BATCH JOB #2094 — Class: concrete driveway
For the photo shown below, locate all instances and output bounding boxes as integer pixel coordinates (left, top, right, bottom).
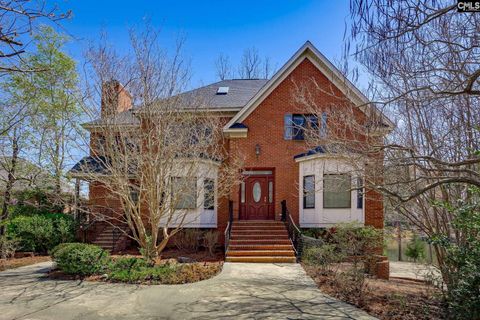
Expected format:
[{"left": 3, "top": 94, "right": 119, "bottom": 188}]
[{"left": 0, "top": 262, "right": 375, "bottom": 320}]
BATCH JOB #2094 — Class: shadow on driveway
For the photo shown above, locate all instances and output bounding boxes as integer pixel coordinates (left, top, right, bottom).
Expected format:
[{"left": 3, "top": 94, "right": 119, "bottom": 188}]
[{"left": 0, "top": 262, "right": 375, "bottom": 320}]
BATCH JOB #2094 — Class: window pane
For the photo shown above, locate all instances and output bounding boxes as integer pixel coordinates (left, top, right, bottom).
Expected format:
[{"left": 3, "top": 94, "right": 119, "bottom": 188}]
[
  {"left": 268, "top": 181, "right": 273, "bottom": 203},
  {"left": 130, "top": 190, "right": 139, "bottom": 204},
  {"left": 303, "top": 175, "right": 315, "bottom": 209},
  {"left": 172, "top": 177, "right": 197, "bottom": 209},
  {"left": 323, "top": 174, "right": 351, "bottom": 208},
  {"left": 292, "top": 114, "right": 306, "bottom": 140},
  {"left": 284, "top": 114, "right": 293, "bottom": 140},
  {"left": 240, "top": 182, "right": 245, "bottom": 203},
  {"left": 253, "top": 182, "right": 261, "bottom": 202},
  {"left": 204, "top": 179, "right": 215, "bottom": 210},
  {"left": 321, "top": 112, "right": 327, "bottom": 137},
  {"left": 356, "top": 177, "right": 363, "bottom": 209}
]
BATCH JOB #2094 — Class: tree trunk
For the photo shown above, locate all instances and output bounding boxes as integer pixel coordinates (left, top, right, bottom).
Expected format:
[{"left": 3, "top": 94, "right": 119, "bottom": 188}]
[
  {"left": 0, "top": 129, "right": 19, "bottom": 236},
  {"left": 397, "top": 221, "right": 402, "bottom": 262}
]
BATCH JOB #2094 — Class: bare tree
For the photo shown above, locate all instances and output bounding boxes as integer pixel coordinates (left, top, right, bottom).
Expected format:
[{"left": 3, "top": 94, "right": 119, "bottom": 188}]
[
  {"left": 294, "top": 0, "right": 480, "bottom": 292},
  {"left": 214, "top": 53, "right": 232, "bottom": 80},
  {"left": 238, "top": 47, "right": 261, "bottom": 79},
  {"left": 261, "top": 56, "right": 275, "bottom": 79},
  {"left": 78, "top": 26, "right": 241, "bottom": 262}
]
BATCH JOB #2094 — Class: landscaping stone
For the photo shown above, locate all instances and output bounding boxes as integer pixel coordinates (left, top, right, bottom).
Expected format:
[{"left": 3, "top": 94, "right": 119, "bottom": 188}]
[{"left": 177, "top": 256, "right": 197, "bottom": 263}]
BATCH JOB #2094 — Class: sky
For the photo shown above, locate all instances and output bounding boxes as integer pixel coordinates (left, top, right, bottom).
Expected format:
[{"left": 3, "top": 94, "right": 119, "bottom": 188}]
[{"left": 57, "top": 0, "right": 353, "bottom": 89}]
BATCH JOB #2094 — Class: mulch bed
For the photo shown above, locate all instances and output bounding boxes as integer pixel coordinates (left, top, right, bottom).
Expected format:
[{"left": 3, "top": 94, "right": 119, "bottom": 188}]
[
  {"left": 48, "top": 260, "right": 223, "bottom": 285},
  {"left": 48, "top": 248, "right": 224, "bottom": 285},
  {"left": 0, "top": 255, "right": 51, "bottom": 271},
  {"left": 116, "top": 247, "right": 225, "bottom": 263},
  {"left": 303, "top": 264, "right": 446, "bottom": 320}
]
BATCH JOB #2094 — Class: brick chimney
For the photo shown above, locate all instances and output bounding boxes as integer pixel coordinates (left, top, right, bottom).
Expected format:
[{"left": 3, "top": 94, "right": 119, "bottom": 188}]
[{"left": 101, "top": 80, "right": 132, "bottom": 118}]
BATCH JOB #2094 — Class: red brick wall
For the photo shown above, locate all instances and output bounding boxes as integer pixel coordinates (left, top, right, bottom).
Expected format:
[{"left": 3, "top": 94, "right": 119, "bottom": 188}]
[
  {"left": 87, "top": 57, "right": 384, "bottom": 240},
  {"left": 225, "top": 58, "right": 383, "bottom": 229}
]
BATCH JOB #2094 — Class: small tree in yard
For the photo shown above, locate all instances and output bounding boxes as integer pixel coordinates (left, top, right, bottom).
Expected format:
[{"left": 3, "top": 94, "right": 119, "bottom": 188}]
[
  {"left": 79, "top": 26, "right": 241, "bottom": 263},
  {"left": 405, "top": 233, "right": 425, "bottom": 263}
]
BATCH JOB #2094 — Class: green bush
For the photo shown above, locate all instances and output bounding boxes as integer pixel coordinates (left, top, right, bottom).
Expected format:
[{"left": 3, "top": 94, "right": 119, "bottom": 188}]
[
  {"left": 108, "top": 257, "right": 176, "bottom": 283},
  {"left": 108, "top": 264, "right": 176, "bottom": 283},
  {"left": 51, "top": 243, "right": 110, "bottom": 276},
  {"left": 6, "top": 213, "right": 75, "bottom": 253},
  {"left": 109, "top": 256, "right": 149, "bottom": 272},
  {"left": 432, "top": 188, "right": 480, "bottom": 319},
  {"left": 9, "top": 188, "right": 65, "bottom": 217},
  {"left": 405, "top": 234, "right": 425, "bottom": 262},
  {"left": 331, "top": 223, "right": 383, "bottom": 259}
]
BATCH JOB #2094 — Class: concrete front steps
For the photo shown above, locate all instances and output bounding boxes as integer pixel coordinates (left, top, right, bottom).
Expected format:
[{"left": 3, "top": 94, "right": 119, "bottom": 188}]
[{"left": 226, "top": 220, "right": 296, "bottom": 263}]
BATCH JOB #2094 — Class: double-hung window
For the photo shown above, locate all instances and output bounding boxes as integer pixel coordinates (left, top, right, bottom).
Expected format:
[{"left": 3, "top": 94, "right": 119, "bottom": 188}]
[
  {"left": 323, "top": 174, "right": 351, "bottom": 208},
  {"left": 284, "top": 113, "right": 325, "bottom": 140},
  {"left": 172, "top": 177, "right": 197, "bottom": 209},
  {"left": 303, "top": 175, "right": 315, "bottom": 209}
]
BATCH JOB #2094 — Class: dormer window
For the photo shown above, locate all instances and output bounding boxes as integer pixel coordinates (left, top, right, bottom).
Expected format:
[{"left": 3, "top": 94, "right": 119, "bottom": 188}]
[{"left": 216, "top": 87, "right": 229, "bottom": 95}]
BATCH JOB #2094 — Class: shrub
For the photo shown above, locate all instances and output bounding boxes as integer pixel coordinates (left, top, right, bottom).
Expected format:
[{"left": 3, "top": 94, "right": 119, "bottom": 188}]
[
  {"left": 6, "top": 213, "right": 75, "bottom": 253},
  {"left": 109, "top": 256, "right": 149, "bottom": 272},
  {"left": 432, "top": 189, "right": 480, "bottom": 319},
  {"left": 303, "top": 223, "right": 383, "bottom": 306},
  {"left": 51, "top": 243, "right": 110, "bottom": 276},
  {"left": 302, "top": 244, "right": 343, "bottom": 275},
  {"left": 202, "top": 230, "right": 218, "bottom": 256},
  {"left": 0, "top": 236, "right": 19, "bottom": 259},
  {"left": 108, "top": 263, "right": 176, "bottom": 283},
  {"left": 405, "top": 233, "right": 425, "bottom": 262},
  {"left": 174, "top": 229, "right": 202, "bottom": 252},
  {"left": 331, "top": 223, "right": 383, "bottom": 263},
  {"left": 9, "top": 188, "right": 65, "bottom": 217},
  {"left": 7, "top": 215, "right": 54, "bottom": 252},
  {"left": 107, "top": 261, "right": 221, "bottom": 284}
]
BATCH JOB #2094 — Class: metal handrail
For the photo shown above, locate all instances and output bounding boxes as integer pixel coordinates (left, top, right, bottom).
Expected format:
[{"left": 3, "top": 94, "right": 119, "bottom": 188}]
[
  {"left": 111, "top": 226, "right": 123, "bottom": 252},
  {"left": 281, "top": 200, "right": 303, "bottom": 260},
  {"left": 224, "top": 200, "right": 234, "bottom": 253}
]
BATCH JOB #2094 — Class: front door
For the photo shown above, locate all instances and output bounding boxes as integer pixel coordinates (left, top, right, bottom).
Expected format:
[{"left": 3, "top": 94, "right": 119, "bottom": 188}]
[{"left": 240, "top": 171, "right": 274, "bottom": 220}]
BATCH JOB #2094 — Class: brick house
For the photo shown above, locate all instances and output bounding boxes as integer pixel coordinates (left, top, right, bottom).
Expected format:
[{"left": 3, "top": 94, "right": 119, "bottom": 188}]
[{"left": 70, "top": 41, "right": 392, "bottom": 264}]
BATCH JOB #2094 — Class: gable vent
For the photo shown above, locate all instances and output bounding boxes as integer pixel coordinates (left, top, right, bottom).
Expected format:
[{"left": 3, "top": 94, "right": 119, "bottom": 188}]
[{"left": 216, "top": 86, "right": 229, "bottom": 95}]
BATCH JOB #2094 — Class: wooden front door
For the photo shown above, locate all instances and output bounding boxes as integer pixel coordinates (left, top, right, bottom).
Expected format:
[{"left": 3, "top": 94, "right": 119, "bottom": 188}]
[{"left": 240, "top": 172, "right": 274, "bottom": 220}]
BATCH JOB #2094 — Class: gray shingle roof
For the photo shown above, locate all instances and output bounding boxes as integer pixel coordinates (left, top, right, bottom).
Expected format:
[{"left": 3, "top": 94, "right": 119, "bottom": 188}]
[
  {"left": 175, "top": 79, "right": 268, "bottom": 110},
  {"left": 85, "top": 79, "right": 268, "bottom": 126},
  {"left": 83, "top": 110, "right": 139, "bottom": 127},
  {"left": 68, "top": 156, "right": 109, "bottom": 175}
]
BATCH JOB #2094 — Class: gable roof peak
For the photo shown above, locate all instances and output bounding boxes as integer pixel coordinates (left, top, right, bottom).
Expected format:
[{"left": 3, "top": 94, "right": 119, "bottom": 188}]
[{"left": 224, "top": 40, "right": 394, "bottom": 132}]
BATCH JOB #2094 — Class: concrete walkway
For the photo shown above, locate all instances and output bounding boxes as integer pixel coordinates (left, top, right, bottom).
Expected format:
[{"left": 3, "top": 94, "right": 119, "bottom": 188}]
[{"left": 0, "top": 262, "right": 375, "bottom": 320}]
